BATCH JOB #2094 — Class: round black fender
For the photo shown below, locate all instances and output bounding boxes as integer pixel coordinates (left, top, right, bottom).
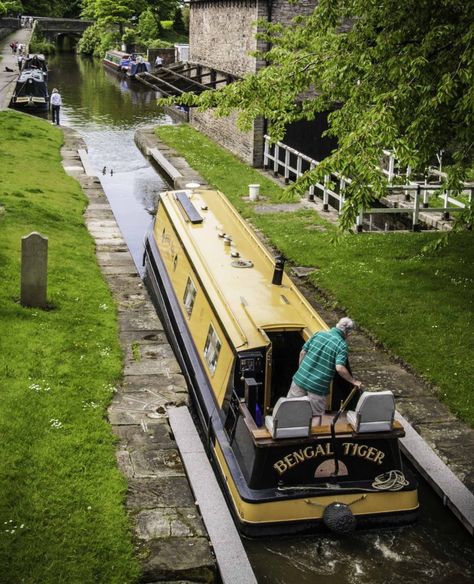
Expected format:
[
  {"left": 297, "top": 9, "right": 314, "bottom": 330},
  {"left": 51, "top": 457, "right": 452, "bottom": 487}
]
[{"left": 322, "top": 502, "right": 357, "bottom": 535}]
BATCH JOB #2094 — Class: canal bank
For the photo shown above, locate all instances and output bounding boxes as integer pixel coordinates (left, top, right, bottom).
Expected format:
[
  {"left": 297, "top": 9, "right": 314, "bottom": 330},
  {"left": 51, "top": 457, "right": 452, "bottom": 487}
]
[
  {"left": 134, "top": 126, "right": 474, "bottom": 537},
  {"left": 0, "top": 26, "right": 32, "bottom": 110},
  {"left": 61, "top": 126, "right": 218, "bottom": 583}
]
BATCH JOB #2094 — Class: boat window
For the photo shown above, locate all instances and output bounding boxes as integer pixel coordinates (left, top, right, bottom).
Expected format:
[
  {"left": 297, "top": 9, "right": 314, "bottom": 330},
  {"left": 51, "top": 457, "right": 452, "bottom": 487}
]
[
  {"left": 204, "top": 325, "right": 221, "bottom": 375},
  {"left": 183, "top": 277, "right": 197, "bottom": 316}
]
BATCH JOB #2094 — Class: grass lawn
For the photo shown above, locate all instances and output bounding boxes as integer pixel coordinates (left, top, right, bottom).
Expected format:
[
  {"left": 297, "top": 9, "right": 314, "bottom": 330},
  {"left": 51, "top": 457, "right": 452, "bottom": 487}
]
[
  {"left": 0, "top": 111, "right": 139, "bottom": 583},
  {"left": 156, "top": 124, "right": 474, "bottom": 427}
]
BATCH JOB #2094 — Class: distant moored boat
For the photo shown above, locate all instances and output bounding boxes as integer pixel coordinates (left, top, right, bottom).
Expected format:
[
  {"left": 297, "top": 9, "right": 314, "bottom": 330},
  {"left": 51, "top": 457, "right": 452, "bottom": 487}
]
[{"left": 103, "top": 49, "right": 151, "bottom": 79}]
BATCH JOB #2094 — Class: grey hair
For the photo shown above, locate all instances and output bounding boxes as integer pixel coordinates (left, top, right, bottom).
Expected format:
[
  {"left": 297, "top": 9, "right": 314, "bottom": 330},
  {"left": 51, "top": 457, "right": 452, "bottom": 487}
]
[{"left": 336, "top": 317, "right": 355, "bottom": 334}]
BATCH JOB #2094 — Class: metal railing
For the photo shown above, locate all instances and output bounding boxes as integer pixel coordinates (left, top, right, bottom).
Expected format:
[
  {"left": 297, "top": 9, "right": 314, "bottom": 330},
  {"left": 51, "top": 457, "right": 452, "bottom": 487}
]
[{"left": 263, "top": 136, "right": 472, "bottom": 231}]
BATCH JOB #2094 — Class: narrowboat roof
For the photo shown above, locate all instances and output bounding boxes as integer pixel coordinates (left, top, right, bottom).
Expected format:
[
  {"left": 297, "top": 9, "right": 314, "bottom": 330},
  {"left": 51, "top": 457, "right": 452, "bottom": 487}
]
[
  {"left": 17, "top": 69, "right": 47, "bottom": 83},
  {"left": 105, "top": 50, "right": 130, "bottom": 58},
  {"left": 157, "top": 189, "right": 328, "bottom": 350}
]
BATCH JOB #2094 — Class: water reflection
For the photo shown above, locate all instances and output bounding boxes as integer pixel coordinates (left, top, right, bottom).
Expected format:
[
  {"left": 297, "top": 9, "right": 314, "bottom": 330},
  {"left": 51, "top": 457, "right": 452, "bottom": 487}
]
[{"left": 47, "top": 52, "right": 171, "bottom": 271}]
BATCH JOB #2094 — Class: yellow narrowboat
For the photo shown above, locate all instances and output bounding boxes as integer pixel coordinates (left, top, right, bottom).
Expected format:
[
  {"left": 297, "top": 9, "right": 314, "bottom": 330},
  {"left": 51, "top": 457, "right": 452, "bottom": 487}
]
[{"left": 143, "top": 187, "right": 419, "bottom": 535}]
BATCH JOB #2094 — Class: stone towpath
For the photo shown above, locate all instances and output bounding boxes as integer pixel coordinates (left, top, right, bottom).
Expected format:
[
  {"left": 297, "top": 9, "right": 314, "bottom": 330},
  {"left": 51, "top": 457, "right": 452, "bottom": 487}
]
[
  {"left": 0, "top": 26, "right": 32, "bottom": 110},
  {"left": 134, "top": 127, "right": 474, "bottom": 536},
  {"left": 61, "top": 126, "right": 217, "bottom": 583}
]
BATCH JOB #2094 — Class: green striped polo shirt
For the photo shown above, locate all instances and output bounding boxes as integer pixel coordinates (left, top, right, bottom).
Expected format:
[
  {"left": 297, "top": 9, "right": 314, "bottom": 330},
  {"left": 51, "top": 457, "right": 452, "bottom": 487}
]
[{"left": 293, "top": 328, "right": 348, "bottom": 395}]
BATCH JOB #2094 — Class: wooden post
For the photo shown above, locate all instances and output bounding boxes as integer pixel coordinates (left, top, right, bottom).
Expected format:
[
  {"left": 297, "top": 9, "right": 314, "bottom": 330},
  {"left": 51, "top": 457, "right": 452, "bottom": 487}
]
[{"left": 21, "top": 232, "right": 48, "bottom": 308}]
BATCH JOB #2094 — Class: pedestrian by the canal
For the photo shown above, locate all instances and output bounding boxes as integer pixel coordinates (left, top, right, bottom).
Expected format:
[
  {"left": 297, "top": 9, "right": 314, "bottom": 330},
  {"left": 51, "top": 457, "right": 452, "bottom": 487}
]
[
  {"left": 50, "top": 88, "right": 62, "bottom": 126},
  {"left": 18, "top": 43, "right": 24, "bottom": 55},
  {"left": 287, "top": 317, "right": 362, "bottom": 416},
  {"left": 155, "top": 54, "right": 163, "bottom": 69},
  {"left": 17, "top": 55, "right": 23, "bottom": 71}
]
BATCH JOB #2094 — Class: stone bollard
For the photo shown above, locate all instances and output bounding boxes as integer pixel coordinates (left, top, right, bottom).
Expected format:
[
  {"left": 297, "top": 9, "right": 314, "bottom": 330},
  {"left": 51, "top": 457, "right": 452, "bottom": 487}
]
[{"left": 21, "top": 232, "right": 48, "bottom": 308}]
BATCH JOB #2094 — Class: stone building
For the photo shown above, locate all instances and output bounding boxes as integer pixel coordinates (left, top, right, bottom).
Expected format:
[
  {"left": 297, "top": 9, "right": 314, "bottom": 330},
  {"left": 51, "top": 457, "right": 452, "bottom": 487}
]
[{"left": 188, "top": 0, "right": 321, "bottom": 167}]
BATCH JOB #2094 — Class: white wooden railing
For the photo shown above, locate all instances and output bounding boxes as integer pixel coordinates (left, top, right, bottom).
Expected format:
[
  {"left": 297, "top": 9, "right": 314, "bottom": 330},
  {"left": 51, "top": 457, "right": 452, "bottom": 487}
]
[{"left": 263, "top": 136, "right": 473, "bottom": 231}]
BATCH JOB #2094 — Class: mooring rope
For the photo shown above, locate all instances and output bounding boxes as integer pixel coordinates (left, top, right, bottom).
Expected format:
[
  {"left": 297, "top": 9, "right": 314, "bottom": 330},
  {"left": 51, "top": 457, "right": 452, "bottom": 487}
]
[
  {"left": 277, "top": 469, "right": 409, "bottom": 494},
  {"left": 371, "top": 470, "right": 409, "bottom": 491}
]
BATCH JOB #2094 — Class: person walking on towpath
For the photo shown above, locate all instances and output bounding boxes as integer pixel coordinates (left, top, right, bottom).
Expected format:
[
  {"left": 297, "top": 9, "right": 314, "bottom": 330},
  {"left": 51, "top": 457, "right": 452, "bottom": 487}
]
[
  {"left": 50, "top": 88, "right": 62, "bottom": 125},
  {"left": 288, "top": 317, "right": 362, "bottom": 416}
]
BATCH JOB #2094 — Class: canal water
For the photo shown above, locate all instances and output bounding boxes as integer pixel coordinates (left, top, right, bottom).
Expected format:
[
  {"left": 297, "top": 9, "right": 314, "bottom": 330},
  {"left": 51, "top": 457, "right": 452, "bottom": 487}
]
[
  {"left": 48, "top": 52, "right": 170, "bottom": 274},
  {"left": 47, "top": 53, "right": 473, "bottom": 584}
]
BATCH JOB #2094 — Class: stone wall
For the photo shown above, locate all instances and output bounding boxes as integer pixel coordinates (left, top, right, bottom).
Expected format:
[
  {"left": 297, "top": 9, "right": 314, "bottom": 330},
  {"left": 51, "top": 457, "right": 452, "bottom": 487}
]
[
  {"left": 187, "top": 1, "right": 318, "bottom": 166},
  {"left": 189, "top": 108, "right": 265, "bottom": 166},
  {"left": 0, "top": 17, "right": 19, "bottom": 40},
  {"left": 271, "top": 0, "right": 318, "bottom": 25},
  {"left": 189, "top": 0, "right": 268, "bottom": 77}
]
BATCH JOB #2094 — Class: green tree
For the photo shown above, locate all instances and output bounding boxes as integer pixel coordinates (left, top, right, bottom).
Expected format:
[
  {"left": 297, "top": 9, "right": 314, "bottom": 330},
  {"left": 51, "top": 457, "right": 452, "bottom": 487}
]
[
  {"left": 172, "top": 0, "right": 474, "bottom": 232},
  {"left": 137, "top": 7, "right": 158, "bottom": 45},
  {"left": 3, "top": 1, "right": 22, "bottom": 16},
  {"left": 84, "top": 0, "right": 136, "bottom": 36},
  {"left": 0, "top": 2, "right": 7, "bottom": 17},
  {"left": 146, "top": 0, "right": 179, "bottom": 22},
  {"left": 172, "top": 6, "right": 186, "bottom": 35},
  {"left": 20, "top": 0, "right": 61, "bottom": 16}
]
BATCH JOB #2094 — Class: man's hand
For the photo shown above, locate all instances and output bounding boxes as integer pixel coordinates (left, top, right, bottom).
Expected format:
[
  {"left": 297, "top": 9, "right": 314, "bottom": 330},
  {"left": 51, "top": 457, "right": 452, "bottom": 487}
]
[{"left": 336, "top": 364, "right": 362, "bottom": 388}]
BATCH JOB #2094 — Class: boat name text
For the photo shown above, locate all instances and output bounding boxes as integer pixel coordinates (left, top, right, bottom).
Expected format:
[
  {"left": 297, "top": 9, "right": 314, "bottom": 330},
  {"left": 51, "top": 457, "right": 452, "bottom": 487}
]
[{"left": 273, "top": 442, "right": 385, "bottom": 475}]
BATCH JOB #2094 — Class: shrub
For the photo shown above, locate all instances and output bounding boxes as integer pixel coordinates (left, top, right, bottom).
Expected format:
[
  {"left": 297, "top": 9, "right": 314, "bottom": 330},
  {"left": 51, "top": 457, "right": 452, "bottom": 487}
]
[{"left": 77, "top": 23, "right": 102, "bottom": 56}]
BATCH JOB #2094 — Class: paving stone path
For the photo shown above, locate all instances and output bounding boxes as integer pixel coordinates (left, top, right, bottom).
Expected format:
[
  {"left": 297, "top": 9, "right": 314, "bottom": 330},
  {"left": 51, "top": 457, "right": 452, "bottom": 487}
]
[{"left": 62, "top": 127, "right": 217, "bottom": 583}]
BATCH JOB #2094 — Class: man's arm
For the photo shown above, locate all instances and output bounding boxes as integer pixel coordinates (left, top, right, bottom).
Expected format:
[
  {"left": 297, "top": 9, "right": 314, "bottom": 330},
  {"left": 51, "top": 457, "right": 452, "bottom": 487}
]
[
  {"left": 298, "top": 350, "right": 307, "bottom": 365},
  {"left": 335, "top": 364, "right": 362, "bottom": 388}
]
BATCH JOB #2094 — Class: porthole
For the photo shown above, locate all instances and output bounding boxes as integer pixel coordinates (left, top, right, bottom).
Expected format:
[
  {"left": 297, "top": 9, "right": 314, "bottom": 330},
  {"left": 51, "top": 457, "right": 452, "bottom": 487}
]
[
  {"left": 203, "top": 325, "right": 221, "bottom": 375},
  {"left": 183, "top": 277, "right": 197, "bottom": 316}
]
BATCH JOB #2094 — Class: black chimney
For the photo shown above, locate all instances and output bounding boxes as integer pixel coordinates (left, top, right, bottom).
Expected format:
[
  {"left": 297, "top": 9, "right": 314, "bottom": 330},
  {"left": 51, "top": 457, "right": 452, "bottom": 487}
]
[{"left": 272, "top": 255, "right": 285, "bottom": 285}]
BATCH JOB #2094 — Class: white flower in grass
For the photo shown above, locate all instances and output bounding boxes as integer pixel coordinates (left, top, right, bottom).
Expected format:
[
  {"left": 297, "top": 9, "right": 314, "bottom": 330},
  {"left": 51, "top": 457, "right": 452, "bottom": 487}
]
[
  {"left": 99, "top": 303, "right": 109, "bottom": 311},
  {"left": 82, "top": 401, "right": 99, "bottom": 410},
  {"left": 99, "top": 346, "right": 111, "bottom": 357},
  {"left": 29, "top": 381, "right": 51, "bottom": 393},
  {"left": 103, "top": 383, "right": 117, "bottom": 393},
  {"left": 50, "top": 419, "right": 63, "bottom": 429}
]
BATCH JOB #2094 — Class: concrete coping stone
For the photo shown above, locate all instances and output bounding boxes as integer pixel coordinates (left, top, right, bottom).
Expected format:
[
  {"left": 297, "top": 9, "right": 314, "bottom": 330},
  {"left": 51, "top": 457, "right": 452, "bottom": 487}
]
[
  {"left": 78, "top": 148, "right": 98, "bottom": 176},
  {"left": 148, "top": 147, "right": 183, "bottom": 181},
  {"left": 168, "top": 406, "right": 258, "bottom": 584},
  {"left": 396, "top": 411, "right": 474, "bottom": 535}
]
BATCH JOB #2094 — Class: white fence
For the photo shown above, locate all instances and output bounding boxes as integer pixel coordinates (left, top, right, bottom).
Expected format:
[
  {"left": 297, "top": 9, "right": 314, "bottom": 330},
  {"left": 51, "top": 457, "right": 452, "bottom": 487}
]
[{"left": 263, "top": 136, "right": 473, "bottom": 231}]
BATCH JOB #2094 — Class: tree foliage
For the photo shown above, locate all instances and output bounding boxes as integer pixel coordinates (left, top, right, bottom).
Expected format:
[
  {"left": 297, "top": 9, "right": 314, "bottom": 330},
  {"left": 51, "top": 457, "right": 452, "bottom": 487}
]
[
  {"left": 137, "top": 7, "right": 158, "bottom": 45},
  {"left": 83, "top": 0, "right": 135, "bottom": 34},
  {"left": 170, "top": 0, "right": 474, "bottom": 231},
  {"left": 172, "top": 6, "right": 186, "bottom": 35}
]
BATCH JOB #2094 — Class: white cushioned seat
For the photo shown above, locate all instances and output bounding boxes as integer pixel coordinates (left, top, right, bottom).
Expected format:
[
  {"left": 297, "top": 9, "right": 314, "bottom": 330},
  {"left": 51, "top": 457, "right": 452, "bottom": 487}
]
[
  {"left": 265, "top": 396, "right": 312, "bottom": 439},
  {"left": 346, "top": 390, "right": 395, "bottom": 433}
]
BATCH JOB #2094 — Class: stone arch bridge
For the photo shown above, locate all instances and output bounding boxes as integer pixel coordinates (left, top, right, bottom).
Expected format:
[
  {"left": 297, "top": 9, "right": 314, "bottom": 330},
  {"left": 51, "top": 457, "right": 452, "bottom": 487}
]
[{"left": 34, "top": 17, "right": 94, "bottom": 43}]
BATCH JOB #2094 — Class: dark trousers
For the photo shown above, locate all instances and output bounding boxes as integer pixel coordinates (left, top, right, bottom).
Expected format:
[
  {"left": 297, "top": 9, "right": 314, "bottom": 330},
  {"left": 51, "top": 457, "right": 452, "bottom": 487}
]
[{"left": 51, "top": 105, "right": 60, "bottom": 125}]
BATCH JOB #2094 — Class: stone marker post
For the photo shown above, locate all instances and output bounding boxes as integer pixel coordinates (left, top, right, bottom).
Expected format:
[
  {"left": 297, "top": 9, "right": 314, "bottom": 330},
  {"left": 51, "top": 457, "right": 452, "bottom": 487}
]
[{"left": 21, "top": 232, "right": 48, "bottom": 308}]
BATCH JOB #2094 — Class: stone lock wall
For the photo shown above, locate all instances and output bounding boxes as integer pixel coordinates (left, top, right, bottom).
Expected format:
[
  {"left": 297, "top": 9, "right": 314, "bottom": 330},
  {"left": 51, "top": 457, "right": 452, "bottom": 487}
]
[
  {"left": 188, "top": 0, "right": 318, "bottom": 167},
  {"left": 189, "top": 0, "right": 267, "bottom": 166},
  {"left": 271, "top": 0, "right": 318, "bottom": 25}
]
